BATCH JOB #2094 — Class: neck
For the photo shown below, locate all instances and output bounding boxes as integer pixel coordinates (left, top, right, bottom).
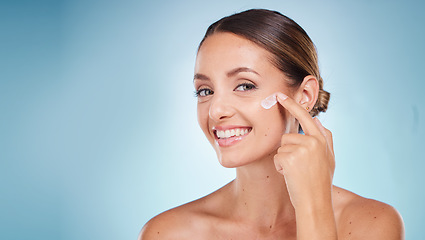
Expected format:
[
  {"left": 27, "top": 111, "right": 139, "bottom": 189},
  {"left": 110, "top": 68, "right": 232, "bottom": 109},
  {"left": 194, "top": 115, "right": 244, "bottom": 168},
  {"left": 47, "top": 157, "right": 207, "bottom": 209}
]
[{"left": 229, "top": 155, "right": 296, "bottom": 228}]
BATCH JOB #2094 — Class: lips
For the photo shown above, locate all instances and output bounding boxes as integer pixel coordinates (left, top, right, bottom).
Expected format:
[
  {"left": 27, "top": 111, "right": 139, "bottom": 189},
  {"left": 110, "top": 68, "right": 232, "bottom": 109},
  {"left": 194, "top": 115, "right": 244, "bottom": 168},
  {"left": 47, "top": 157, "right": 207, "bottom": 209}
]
[{"left": 213, "top": 126, "right": 252, "bottom": 147}]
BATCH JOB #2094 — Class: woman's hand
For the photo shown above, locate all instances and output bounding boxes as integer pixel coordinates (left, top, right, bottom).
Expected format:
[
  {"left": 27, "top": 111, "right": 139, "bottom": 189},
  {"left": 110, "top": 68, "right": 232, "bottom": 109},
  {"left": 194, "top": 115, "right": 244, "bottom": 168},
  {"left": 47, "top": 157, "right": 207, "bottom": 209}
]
[
  {"left": 274, "top": 92, "right": 335, "bottom": 208},
  {"left": 274, "top": 92, "right": 337, "bottom": 239}
]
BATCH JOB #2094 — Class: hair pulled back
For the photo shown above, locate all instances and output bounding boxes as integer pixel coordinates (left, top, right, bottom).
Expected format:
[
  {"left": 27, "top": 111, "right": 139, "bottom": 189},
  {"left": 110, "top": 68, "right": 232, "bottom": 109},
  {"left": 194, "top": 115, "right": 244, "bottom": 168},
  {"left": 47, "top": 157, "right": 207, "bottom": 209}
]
[{"left": 199, "top": 9, "right": 330, "bottom": 117}]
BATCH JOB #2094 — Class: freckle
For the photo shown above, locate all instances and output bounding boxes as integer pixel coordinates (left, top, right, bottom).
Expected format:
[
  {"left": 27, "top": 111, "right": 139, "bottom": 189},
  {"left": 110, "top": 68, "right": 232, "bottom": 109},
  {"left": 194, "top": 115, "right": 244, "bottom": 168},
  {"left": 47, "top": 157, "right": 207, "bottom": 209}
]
[
  {"left": 349, "top": 221, "right": 352, "bottom": 224},
  {"left": 338, "top": 191, "right": 340, "bottom": 194},
  {"left": 267, "top": 176, "right": 269, "bottom": 178},
  {"left": 244, "top": 202, "right": 247, "bottom": 205},
  {"left": 374, "top": 216, "right": 377, "bottom": 219},
  {"left": 157, "top": 232, "right": 160, "bottom": 234},
  {"left": 270, "top": 225, "right": 272, "bottom": 228},
  {"left": 243, "top": 188, "right": 245, "bottom": 192},
  {"left": 349, "top": 232, "right": 351, "bottom": 235},
  {"left": 265, "top": 134, "right": 267, "bottom": 136}
]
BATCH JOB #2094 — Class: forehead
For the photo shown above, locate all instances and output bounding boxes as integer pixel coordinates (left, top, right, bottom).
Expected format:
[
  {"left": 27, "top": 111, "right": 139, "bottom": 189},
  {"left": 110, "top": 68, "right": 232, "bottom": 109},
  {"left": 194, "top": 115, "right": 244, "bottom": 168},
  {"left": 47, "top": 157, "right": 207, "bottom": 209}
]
[{"left": 195, "top": 32, "right": 273, "bottom": 73}]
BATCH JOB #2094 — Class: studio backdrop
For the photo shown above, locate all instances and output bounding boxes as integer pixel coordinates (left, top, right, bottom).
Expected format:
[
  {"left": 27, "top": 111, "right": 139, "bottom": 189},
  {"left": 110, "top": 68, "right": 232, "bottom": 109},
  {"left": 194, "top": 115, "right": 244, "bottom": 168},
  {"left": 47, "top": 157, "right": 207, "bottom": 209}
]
[{"left": 1, "top": 0, "right": 424, "bottom": 239}]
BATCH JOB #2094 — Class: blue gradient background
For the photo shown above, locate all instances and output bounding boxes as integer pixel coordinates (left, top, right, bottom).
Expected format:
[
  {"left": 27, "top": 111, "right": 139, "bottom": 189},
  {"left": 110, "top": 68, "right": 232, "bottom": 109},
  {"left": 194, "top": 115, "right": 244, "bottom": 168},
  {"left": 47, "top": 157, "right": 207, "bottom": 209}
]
[{"left": 1, "top": 0, "right": 424, "bottom": 239}]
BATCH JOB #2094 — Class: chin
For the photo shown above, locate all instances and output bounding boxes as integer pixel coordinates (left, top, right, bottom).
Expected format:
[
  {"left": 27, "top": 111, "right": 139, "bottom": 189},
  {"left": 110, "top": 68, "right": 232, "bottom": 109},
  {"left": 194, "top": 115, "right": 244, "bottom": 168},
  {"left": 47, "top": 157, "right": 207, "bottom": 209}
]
[
  {"left": 216, "top": 152, "right": 258, "bottom": 168},
  {"left": 218, "top": 159, "right": 242, "bottom": 168},
  {"left": 215, "top": 144, "right": 280, "bottom": 169}
]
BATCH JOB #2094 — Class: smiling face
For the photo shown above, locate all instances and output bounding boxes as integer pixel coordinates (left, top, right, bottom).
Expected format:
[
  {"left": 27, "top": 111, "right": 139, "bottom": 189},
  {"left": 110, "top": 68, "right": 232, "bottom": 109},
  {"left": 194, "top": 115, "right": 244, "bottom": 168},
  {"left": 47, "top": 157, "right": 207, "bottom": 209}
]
[{"left": 194, "top": 32, "right": 299, "bottom": 168}]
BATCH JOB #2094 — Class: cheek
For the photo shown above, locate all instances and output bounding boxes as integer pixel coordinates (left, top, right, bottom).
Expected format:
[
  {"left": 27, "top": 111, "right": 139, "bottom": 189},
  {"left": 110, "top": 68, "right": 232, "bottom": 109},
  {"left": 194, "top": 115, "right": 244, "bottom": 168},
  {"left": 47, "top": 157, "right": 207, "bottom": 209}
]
[
  {"left": 197, "top": 104, "right": 210, "bottom": 135},
  {"left": 256, "top": 106, "right": 293, "bottom": 150},
  {"left": 262, "top": 109, "right": 287, "bottom": 136},
  {"left": 241, "top": 100, "right": 285, "bottom": 133}
]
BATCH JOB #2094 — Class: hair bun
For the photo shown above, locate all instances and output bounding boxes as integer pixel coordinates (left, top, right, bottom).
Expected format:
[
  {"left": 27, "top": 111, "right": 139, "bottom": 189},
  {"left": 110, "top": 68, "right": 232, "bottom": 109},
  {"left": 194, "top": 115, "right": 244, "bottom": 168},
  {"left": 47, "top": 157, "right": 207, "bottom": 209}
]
[{"left": 311, "top": 87, "right": 330, "bottom": 117}]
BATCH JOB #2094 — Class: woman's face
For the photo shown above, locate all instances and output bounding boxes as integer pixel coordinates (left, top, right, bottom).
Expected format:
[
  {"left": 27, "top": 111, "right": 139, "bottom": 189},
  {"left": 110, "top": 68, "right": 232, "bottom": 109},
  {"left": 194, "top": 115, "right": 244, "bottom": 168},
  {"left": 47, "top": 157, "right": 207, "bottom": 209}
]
[{"left": 194, "top": 32, "right": 298, "bottom": 168}]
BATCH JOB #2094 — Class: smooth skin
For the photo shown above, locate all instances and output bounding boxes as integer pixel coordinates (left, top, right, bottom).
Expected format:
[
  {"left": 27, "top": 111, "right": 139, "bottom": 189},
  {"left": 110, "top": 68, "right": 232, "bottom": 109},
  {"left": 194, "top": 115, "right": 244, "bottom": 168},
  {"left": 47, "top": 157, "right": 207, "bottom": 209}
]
[{"left": 139, "top": 33, "right": 404, "bottom": 239}]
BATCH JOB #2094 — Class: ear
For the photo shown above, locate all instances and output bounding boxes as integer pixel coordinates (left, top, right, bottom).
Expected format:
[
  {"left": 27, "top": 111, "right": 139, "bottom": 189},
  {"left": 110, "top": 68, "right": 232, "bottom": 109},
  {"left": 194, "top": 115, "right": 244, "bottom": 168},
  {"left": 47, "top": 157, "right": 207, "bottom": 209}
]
[{"left": 294, "top": 75, "right": 319, "bottom": 112}]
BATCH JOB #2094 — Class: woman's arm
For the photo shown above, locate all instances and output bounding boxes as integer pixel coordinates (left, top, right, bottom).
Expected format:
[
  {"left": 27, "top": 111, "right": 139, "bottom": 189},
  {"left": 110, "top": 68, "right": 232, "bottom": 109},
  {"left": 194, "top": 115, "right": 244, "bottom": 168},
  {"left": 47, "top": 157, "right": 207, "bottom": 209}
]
[
  {"left": 273, "top": 92, "right": 337, "bottom": 239},
  {"left": 273, "top": 92, "right": 404, "bottom": 239}
]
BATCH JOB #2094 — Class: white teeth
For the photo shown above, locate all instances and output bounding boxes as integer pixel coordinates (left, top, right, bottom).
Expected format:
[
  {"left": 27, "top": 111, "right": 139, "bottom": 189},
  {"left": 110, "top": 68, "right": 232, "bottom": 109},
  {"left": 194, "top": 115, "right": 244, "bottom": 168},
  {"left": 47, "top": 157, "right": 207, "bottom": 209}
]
[
  {"left": 215, "top": 128, "right": 250, "bottom": 139},
  {"left": 217, "top": 131, "right": 225, "bottom": 138}
]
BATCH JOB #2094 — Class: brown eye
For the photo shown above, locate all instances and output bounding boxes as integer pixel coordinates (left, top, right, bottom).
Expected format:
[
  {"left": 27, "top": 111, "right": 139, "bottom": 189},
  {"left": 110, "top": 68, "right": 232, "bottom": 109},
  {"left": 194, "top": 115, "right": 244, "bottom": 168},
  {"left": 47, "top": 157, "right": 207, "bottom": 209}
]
[
  {"left": 195, "top": 88, "right": 214, "bottom": 97},
  {"left": 234, "top": 83, "right": 257, "bottom": 92}
]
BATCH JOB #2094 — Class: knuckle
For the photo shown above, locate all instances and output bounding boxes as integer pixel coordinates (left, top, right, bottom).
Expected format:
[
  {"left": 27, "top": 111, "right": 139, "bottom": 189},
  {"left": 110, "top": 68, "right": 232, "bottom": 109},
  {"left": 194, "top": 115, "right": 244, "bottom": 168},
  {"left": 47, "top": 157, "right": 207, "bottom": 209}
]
[
  {"left": 285, "top": 153, "right": 296, "bottom": 166},
  {"left": 273, "top": 153, "right": 282, "bottom": 163},
  {"left": 316, "top": 135, "right": 328, "bottom": 146},
  {"left": 320, "top": 135, "right": 327, "bottom": 144},
  {"left": 297, "top": 145, "right": 308, "bottom": 155},
  {"left": 273, "top": 155, "right": 284, "bottom": 169},
  {"left": 308, "top": 137, "right": 320, "bottom": 148}
]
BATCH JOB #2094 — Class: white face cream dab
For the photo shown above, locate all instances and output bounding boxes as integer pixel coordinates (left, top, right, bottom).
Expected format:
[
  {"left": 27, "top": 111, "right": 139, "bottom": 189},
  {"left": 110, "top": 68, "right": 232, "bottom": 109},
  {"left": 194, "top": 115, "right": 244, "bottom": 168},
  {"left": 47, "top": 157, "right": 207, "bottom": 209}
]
[{"left": 261, "top": 93, "right": 277, "bottom": 109}]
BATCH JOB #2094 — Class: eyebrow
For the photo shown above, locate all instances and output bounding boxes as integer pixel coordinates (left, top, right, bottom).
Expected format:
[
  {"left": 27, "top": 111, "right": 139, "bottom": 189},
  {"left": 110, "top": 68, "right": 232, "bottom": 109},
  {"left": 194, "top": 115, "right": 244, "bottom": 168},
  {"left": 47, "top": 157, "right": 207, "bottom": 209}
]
[
  {"left": 193, "top": 73, "right": 209, "bottom": 81},
  {"left": 226, "top": 67, "right": 260, "bottom": 77},
  {"left": 193, "top": 67, "right": 260, "bottom": 81}
]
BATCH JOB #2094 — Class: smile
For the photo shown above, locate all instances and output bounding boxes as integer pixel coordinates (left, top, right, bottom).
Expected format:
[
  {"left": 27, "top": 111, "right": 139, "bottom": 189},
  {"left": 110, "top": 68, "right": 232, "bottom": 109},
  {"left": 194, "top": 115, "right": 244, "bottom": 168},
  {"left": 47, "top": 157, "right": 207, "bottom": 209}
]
[
  {"left": 215, "top": 128, "right": 251, "bottom": 139},
  {"left": 212, "top": 126, "right": 252, "bottom": 147}
]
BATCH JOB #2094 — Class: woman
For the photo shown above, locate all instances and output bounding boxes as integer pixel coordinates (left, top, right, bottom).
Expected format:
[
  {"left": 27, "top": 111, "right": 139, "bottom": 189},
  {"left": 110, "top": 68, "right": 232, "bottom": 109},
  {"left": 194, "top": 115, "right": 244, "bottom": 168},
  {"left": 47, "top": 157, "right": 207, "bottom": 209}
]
[{"left": 139, "top": 9, "right": 404, "bottom": 239}]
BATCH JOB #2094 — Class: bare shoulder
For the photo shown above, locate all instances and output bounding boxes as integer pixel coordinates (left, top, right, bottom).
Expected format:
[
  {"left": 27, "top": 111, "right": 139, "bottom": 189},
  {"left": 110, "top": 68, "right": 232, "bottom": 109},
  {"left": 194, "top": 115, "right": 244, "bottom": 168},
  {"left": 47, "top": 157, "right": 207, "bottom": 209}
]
[
  {"left": 333, "top": 186, "right": 405, "bottom": 240},
  {"left": 138, "top": 199, "right": 209, "bottom": 240},
  {"left": 138, "top": 184, "right": 230, "bottom": 240}
]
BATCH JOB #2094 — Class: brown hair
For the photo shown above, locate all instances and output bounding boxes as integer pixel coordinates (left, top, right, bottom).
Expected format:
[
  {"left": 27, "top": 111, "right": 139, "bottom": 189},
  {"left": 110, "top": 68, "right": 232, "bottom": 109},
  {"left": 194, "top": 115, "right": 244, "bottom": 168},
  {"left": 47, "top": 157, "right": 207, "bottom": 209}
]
[{"left": 198, "top": 9, "right": 330, "bottom": 117}]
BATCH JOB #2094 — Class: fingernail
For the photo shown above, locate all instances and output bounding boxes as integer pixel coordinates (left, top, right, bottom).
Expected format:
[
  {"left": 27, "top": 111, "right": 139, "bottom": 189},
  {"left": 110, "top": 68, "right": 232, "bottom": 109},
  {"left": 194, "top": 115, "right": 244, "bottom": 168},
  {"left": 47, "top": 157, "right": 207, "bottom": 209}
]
[
  {"left": 276, "top": 92, "right": 288, "bottom": 101},
  {"left": 261, "top": 94, "right": 277, "bottom": 109}
]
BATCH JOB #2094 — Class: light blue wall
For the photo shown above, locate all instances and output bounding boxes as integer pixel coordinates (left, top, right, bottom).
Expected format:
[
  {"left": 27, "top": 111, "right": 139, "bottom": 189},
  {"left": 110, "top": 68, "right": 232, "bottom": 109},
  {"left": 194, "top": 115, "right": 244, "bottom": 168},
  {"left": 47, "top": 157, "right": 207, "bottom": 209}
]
[{"left": 1, "top": 0, "right": 424, "bottom": 239}]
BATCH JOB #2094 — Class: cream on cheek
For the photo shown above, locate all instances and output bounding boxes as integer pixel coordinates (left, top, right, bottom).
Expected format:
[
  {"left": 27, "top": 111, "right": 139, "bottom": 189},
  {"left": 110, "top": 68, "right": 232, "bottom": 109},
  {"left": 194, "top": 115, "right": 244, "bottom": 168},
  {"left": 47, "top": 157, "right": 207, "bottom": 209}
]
[{"left": 261, "top": 93, "right": 278, "bottom": 109}]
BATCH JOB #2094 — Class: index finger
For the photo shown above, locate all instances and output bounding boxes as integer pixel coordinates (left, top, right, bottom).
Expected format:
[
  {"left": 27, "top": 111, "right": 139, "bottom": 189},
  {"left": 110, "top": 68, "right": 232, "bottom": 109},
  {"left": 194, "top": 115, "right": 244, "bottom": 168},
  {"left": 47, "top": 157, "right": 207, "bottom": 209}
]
[{"left": 275, "top": 92, "right": 321, "bottom": 136}]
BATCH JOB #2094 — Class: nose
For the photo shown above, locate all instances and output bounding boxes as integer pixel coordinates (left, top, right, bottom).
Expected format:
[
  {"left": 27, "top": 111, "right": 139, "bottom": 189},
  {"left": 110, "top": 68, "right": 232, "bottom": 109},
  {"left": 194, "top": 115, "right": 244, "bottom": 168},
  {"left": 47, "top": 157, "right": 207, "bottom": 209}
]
[{"left": 208, "top": 93, "right": 235, "bottom": 121}]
